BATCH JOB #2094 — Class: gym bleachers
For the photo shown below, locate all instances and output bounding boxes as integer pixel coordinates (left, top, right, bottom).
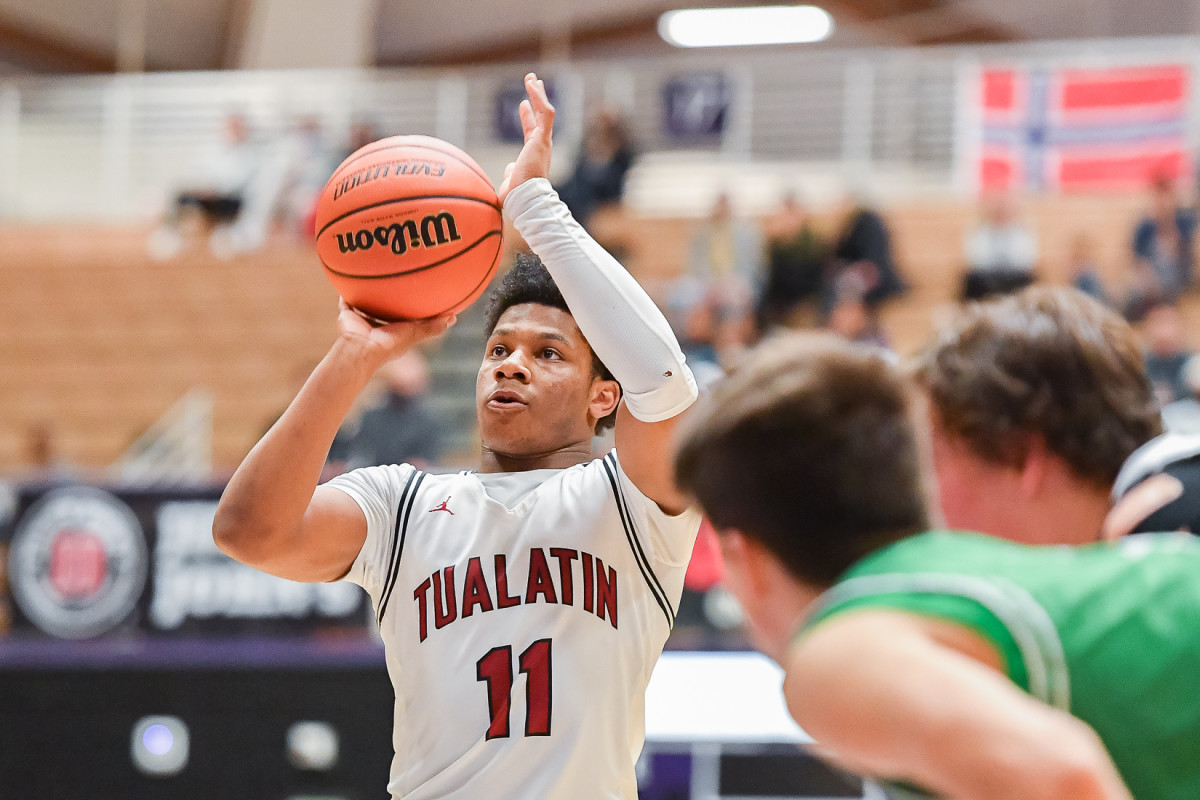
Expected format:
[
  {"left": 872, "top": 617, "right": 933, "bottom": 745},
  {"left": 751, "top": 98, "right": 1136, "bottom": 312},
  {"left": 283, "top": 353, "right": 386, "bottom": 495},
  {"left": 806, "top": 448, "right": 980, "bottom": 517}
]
[{"left": 0, "top": 191, "right": 1185, "bottom": 475}]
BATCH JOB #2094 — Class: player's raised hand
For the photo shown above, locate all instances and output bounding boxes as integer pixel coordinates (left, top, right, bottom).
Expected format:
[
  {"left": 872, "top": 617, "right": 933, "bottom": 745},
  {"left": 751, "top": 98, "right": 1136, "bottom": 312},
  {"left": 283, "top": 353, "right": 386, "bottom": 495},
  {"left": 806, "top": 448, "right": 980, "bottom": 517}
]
[
  {"left": 336, "top": 298, "right": 456, "bottom": 362},
  {"left": 497, "top": 73, "right": 554, "bottom": 204}
]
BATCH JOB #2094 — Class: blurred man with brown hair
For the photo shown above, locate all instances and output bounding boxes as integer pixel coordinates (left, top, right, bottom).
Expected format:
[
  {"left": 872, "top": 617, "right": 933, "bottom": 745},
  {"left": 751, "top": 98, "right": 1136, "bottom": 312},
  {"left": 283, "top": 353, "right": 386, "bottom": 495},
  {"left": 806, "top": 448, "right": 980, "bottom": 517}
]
[
  {"left": 910, "top": 287, "right": 1161, "bottom": 545},
  {"left": 673, "top": 333, "right": 1200, "bottom": 800}
]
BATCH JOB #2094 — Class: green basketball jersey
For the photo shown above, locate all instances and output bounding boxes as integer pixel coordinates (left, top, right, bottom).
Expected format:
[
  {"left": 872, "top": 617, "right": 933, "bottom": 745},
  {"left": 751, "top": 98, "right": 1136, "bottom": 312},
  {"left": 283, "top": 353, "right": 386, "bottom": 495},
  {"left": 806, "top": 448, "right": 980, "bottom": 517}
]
[{"left": 804, "top": 530, "right": 1200, "bottom": 800}]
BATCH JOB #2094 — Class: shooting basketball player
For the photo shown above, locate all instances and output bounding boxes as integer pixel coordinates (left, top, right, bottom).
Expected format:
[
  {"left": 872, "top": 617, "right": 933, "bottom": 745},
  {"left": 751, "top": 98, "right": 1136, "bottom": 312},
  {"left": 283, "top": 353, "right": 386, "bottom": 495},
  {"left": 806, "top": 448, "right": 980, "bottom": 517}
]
[
  {"left": 675, "top": 333, "right": 1200, "bottom": 800},
  {"left": 214, "top": 73, "right": 701, "bottom": 799}
]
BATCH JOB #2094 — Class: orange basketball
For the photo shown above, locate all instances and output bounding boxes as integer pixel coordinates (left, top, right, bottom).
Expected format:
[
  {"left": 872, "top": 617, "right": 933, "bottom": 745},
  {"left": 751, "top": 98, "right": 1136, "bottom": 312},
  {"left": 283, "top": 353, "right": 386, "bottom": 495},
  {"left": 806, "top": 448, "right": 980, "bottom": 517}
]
[{"left": 315, "top": 135, "right": 504, "bottom": 321}]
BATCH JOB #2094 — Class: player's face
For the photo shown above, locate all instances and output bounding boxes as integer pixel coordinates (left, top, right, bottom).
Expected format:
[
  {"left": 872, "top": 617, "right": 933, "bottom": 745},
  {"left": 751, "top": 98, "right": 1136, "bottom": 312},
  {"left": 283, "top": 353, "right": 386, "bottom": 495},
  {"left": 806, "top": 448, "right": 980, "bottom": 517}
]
[{"left": 477, "top": 303, "right": 614, "bottom": 457}]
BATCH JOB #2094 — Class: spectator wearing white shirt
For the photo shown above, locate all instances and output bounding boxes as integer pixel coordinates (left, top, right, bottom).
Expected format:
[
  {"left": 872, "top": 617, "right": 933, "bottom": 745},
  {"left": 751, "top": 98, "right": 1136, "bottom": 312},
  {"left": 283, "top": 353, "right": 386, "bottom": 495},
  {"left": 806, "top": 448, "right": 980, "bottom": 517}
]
[{"left": 962, "top": 192, "right": 1038, "bottom": 300}]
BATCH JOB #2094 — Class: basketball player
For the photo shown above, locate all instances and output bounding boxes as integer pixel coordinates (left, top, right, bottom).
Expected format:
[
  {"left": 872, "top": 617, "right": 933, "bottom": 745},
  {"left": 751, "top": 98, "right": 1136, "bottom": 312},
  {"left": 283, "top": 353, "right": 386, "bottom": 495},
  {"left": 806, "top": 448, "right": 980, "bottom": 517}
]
[
  {"left": 1105, "top": 430, "right": 1200, "bottom": 538},
  {"left": 214, "top": 73, "right": 701, "bottom": 799},
  {"left": 675, "top": 334, "right": 1200, "bottom": 800},
  {"left": 911, "top": 287, "right": 1160, "bottom": 544}
]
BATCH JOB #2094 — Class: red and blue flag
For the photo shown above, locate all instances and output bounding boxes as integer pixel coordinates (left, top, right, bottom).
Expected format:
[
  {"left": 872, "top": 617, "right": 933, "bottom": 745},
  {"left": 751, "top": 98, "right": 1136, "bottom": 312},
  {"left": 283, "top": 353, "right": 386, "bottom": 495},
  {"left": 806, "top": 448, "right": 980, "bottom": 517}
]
[{"left": 979, "top": 64, "right": 1191, "bottom": 192}]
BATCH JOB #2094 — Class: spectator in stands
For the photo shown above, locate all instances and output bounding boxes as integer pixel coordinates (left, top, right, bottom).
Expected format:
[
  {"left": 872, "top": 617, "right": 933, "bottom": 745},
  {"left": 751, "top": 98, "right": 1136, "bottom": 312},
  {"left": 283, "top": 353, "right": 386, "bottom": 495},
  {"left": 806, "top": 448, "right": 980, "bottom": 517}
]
[
  {"left": 1125, "top": 174, "right": 1196, "bottom": 319},
  {"left": 1142, "top": 302, "right": 1194, "bottom": 408},
  {"left": 756, "top": 192, "right": 828, "bottom": 334},
  {"left": 831, "top": 194, "right": 906, "bottom": 310},
  {"left": 1067, "top": 232, "right": 1110, "bottom": 307},
  {"left": 825, "top": 270, "right": 889, "bottom": 350},
  {"left": 212, "top": 116, "right": 339, "bottom": 257},
  {"left": 961, "top": 191, "right": 1037, "bottom": 301},
  {"left": 910, "top": 287, "right": 1160, "bottom": 546},
  {"left": 1159, "top": 355, "right": 1200, "bottom": 434},
  {"left": 15, "top": 421, "right": 76, "bottom": 482},
  {"left": 148, "top": 113, "right": 261, "bottom": 260},
  {"left": 326, "top": 349, "right": 446, "bottom": 473},
  {"left": 674, "top": 192, "right": 764, "bottom": 362},
  {"left": 556, "top": 108, "right": 635, "bottom": 230},
  {"left": 343, "top": 119, "right": 379, "bottom": 163},
  {"left": 277, "top": 116, "right": 340, "bottom": 240}
]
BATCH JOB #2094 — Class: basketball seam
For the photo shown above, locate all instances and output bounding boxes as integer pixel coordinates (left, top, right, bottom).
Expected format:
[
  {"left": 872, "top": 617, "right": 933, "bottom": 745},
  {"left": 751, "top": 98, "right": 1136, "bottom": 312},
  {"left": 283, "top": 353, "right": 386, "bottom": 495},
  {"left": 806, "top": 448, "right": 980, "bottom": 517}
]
[
  {"left": 320, "top": 229, "right": 502, "bottom": 280},
  {"left": 441, "top": 235, "right": 504, "bottom": 311},
  {"left": 315, "top": 194, "right": 502, "bottom": 239},
  {"left": 328, "top": 141, "right": 493, "bottom": 189}
]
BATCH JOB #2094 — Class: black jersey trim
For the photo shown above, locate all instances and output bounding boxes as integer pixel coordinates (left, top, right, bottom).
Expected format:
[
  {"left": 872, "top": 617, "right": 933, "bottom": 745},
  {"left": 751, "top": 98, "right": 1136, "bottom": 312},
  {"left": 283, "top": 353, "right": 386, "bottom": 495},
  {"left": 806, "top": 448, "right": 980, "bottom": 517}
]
[
  {"left": 601, "top": 453, "right": 675, "bottom": 628},
  {"left": 377, "top": 469, "right": 426, "bottom": 625}
]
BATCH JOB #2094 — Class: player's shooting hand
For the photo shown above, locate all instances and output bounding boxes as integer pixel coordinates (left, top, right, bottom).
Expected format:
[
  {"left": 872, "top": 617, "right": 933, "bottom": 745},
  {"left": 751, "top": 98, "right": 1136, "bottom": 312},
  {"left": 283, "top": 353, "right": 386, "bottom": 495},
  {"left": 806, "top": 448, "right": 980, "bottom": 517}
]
[
  {"left": 336, "top": 298, "right": 456, "bottom": 362},
  {"left": 497, "top": 72, "right": 554, "bottom": 204}
]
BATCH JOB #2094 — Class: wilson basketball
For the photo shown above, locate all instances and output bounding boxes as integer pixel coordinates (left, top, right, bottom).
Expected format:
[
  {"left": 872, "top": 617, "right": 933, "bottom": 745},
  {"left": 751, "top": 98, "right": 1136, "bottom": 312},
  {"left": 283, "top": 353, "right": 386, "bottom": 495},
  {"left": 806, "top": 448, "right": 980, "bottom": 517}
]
[{"left": 315, "top": 135, "right": 504, "bottom": 321}]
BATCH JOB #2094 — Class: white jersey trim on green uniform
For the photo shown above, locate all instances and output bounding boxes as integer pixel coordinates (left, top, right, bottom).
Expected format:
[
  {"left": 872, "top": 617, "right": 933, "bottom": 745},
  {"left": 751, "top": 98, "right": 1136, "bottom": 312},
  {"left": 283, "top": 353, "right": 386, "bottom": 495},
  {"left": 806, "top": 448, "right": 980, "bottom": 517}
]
[{"left": 811, "top": 573, "right": 1071, "bottom": 711}]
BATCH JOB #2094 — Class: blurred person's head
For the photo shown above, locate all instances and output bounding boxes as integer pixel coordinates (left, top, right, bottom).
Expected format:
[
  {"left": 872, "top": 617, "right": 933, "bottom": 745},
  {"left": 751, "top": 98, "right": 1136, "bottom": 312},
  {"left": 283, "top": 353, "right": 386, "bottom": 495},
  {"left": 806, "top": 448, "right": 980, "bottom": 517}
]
[
  {"left": 584, "top": 108, "right": 631, "bottom": 160},
  {"left": 674, "top": 333, "right": 928, "bottom": 659},
  {"left": 23, "top": 422, "right": 55, "bottom": 470},
  {"left": 478, "top": 255, "right": 620, "bottom": 461},
  {"left": 1069, "top": 232, "right": 1095, "bottom": 267},
  {"left": 1151, "top": 174, "right": 1179, "bottom": 221},
  {"left": 981, "top": 191, "right": 1018, "bottom": 226},
  {"left": 224, "top": 113, "right": 248, "bottom": 144},
  {"left": 1143, "top": 302, "right": 1187, "bottom": 357},
  {"left": 349, "top": 120, "right": 378, "bottom": 152},
  {"left": 709, "top": 192, "right": 733, "bottom": 223},
  {"left": 911, "top": 287, "right": 1161, "bottom": 545},
  {"left": 380, "top": 350, "right": 431, "bottom": 399}
]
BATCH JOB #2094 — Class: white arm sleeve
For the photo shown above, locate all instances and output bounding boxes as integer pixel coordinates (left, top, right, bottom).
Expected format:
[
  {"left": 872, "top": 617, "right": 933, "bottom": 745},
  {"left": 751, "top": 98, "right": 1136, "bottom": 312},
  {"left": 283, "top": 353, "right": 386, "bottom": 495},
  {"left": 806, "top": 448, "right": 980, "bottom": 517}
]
[{"left": 506, "top": 178, "right": 698, "bottom": 422}]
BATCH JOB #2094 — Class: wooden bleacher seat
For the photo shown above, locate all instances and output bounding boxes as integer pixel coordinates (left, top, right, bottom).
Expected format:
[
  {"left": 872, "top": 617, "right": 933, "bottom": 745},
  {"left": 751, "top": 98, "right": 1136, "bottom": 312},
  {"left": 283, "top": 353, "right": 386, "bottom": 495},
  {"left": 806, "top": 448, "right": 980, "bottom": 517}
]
[{"left": 0, "top": 191, "right": 1179, "bottom": 475}]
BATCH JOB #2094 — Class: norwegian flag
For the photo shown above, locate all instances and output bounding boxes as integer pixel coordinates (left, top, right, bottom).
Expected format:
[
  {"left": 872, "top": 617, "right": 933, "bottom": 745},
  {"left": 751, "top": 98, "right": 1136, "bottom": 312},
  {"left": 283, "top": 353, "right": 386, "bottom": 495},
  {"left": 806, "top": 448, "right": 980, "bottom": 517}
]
[{"left": 979, "top": 64, "right": 1192, "bottom": 192}]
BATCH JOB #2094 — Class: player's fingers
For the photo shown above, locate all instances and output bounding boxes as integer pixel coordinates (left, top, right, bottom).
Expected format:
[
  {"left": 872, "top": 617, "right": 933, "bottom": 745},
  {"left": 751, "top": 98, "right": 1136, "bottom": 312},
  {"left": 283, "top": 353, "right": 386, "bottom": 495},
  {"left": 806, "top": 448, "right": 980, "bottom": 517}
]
[
  {"left": 519, "top": 99, "right": 536, "bottom": 138},
  {"left": 525, "top": 73, "right": 555, "bottom": 122},
  {"left": 504, "top": 162, "right": 515, "bottom": 180}
]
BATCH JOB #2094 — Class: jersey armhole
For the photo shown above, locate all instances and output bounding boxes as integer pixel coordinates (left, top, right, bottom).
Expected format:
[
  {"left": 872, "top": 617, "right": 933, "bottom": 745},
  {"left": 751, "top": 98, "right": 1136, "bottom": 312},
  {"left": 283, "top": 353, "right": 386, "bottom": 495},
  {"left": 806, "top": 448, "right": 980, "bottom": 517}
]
[
  {"left": 604, "top": 450, "right": 701, "bottom": 568},
  {"left": 807, "top": 593, "right": 1031, "bottom": 693}
]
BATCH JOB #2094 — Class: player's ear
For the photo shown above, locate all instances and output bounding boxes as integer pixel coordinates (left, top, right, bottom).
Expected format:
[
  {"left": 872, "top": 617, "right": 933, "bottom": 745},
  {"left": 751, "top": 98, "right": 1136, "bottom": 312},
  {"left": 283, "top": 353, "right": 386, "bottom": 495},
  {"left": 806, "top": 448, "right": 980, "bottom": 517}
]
[
  {"left": 1018, "top": 434, "right": 1049, "bottom": 499},
  {"left": 587, "top": 376, "right": 621, "bottom": 422}
]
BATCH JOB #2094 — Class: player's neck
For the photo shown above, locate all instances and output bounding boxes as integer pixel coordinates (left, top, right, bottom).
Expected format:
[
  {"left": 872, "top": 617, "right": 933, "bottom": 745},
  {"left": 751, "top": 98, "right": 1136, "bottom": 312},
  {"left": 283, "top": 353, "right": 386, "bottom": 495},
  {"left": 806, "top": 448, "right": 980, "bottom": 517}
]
[{"left": 478, "top": 441, "right": 595, "bottom": 473}]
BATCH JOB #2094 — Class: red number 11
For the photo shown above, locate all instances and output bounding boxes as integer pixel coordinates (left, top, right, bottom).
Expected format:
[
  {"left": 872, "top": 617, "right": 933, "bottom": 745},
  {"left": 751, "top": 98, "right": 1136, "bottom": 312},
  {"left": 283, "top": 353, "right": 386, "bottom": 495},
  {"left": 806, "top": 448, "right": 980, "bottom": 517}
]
[{"left": 475, "top": 638, "right": 552, "bottom": 739}]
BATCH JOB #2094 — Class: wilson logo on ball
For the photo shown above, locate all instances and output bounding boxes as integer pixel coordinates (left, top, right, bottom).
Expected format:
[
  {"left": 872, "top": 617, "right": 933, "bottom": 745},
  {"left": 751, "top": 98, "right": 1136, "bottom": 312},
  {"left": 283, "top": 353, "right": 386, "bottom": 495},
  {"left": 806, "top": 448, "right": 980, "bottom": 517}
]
[{"left": 336, "top": 212, "right": 463, "bottom": 256}]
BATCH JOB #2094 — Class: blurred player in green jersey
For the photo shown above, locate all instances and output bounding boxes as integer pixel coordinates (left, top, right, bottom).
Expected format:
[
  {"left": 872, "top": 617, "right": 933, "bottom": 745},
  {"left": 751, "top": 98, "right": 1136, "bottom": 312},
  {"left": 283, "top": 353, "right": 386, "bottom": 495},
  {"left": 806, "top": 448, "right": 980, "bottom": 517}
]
[{"left": 675, "top": 333, "right": 1200, "bottom": 800}]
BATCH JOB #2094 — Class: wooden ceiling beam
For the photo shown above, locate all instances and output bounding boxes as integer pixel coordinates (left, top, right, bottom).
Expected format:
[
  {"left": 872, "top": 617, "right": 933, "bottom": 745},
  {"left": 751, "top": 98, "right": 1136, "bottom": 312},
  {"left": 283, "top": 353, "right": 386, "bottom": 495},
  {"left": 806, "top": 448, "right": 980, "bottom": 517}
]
[{"left": 0, "top": 12, "right": 117, "bottom": 73}]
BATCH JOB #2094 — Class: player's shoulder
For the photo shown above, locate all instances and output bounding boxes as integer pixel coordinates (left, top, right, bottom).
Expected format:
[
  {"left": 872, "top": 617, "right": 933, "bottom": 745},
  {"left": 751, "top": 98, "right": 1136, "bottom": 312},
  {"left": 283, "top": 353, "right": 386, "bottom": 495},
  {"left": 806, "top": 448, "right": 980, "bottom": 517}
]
[{"left": 325, "top": 462, "right": 467, "bottom": 500}]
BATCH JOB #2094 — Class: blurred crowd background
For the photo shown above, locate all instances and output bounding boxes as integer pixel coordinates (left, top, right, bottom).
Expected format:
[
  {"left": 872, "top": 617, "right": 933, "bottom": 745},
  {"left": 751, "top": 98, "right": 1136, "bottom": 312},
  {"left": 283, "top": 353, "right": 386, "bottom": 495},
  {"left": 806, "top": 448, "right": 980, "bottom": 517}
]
[{"left": 3, "top": 0, "right": 1200, "bottom": 796}]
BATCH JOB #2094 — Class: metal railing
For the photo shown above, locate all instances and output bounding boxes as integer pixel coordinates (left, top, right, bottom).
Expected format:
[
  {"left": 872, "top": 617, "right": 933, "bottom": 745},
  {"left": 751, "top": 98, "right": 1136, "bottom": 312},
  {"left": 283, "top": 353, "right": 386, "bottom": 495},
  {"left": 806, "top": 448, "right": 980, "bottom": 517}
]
[{"left": 0, "top": 36, "right": 1197, "bottom": 221}]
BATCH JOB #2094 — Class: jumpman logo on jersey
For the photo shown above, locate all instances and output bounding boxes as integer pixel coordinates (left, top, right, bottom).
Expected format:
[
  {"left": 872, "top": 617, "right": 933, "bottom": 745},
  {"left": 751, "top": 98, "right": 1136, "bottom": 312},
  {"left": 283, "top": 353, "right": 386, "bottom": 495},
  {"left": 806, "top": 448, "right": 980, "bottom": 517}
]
[{"left": 429, "top": 496, "right": 454, "bottom": 515}]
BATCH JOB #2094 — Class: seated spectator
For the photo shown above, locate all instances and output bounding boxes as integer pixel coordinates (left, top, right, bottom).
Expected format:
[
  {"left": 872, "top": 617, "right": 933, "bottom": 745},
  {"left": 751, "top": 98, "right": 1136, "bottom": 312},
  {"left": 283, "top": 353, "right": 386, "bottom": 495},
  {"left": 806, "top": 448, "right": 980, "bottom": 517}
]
[
  {"left": 1142, "top": 302, "right": 1194, "bottom": 408},
  {"left": 148, "top": 113, "right": 261, "bottom": 260},
  {"left": 756, "top": 192, "right": 828, "bottom": 333},
  {"left": 556, "top": 109, "right": 635, "bottom": 230},
  {"left": 962, "top": 191, "right": 1037, "bottom": 301},
  {"left": 1067, "top": 232, "right": 1110, "bottom": 306},
  {"left": 825, "top": 270, "right": 889, "bottom": 350},
  {"left": 831, "top": 194, "right": 906, "bottom": 310},
  {"left": 1125, "top": 174, "right": 1197, "bottom": 320},
  {"left": 326, "top": 349, "right": 446, "bottom": 473}
]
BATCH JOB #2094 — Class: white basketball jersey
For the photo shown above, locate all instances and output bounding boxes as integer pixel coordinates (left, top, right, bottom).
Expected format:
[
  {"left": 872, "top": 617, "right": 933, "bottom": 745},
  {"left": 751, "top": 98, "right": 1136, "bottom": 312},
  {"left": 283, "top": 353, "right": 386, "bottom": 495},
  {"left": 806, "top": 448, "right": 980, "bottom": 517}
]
[{"left": 326, "top": 451, "right": 701, "bottom": 799}]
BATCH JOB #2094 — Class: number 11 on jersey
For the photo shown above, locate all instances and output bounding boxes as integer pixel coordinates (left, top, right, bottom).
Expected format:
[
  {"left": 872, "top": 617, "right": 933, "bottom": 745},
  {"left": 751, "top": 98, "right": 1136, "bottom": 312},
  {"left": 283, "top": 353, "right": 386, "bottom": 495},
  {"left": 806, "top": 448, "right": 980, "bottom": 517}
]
[{"left": 476, "top": 638, "right": 553, "bottom": 739}]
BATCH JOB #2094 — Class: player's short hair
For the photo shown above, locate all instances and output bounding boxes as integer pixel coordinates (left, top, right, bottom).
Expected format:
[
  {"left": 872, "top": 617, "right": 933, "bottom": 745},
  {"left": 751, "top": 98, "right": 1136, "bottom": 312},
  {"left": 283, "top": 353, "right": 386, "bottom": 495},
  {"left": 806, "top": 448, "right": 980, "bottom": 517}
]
[
  {"left": 911, "top": 287, "right": 1161, "bottom": 488},
  {"left": 484, "top": 253, "right": 618, "bottom": 433},
  {"left": 674, "top": 334, "right": 929, "bottom": 587}
]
